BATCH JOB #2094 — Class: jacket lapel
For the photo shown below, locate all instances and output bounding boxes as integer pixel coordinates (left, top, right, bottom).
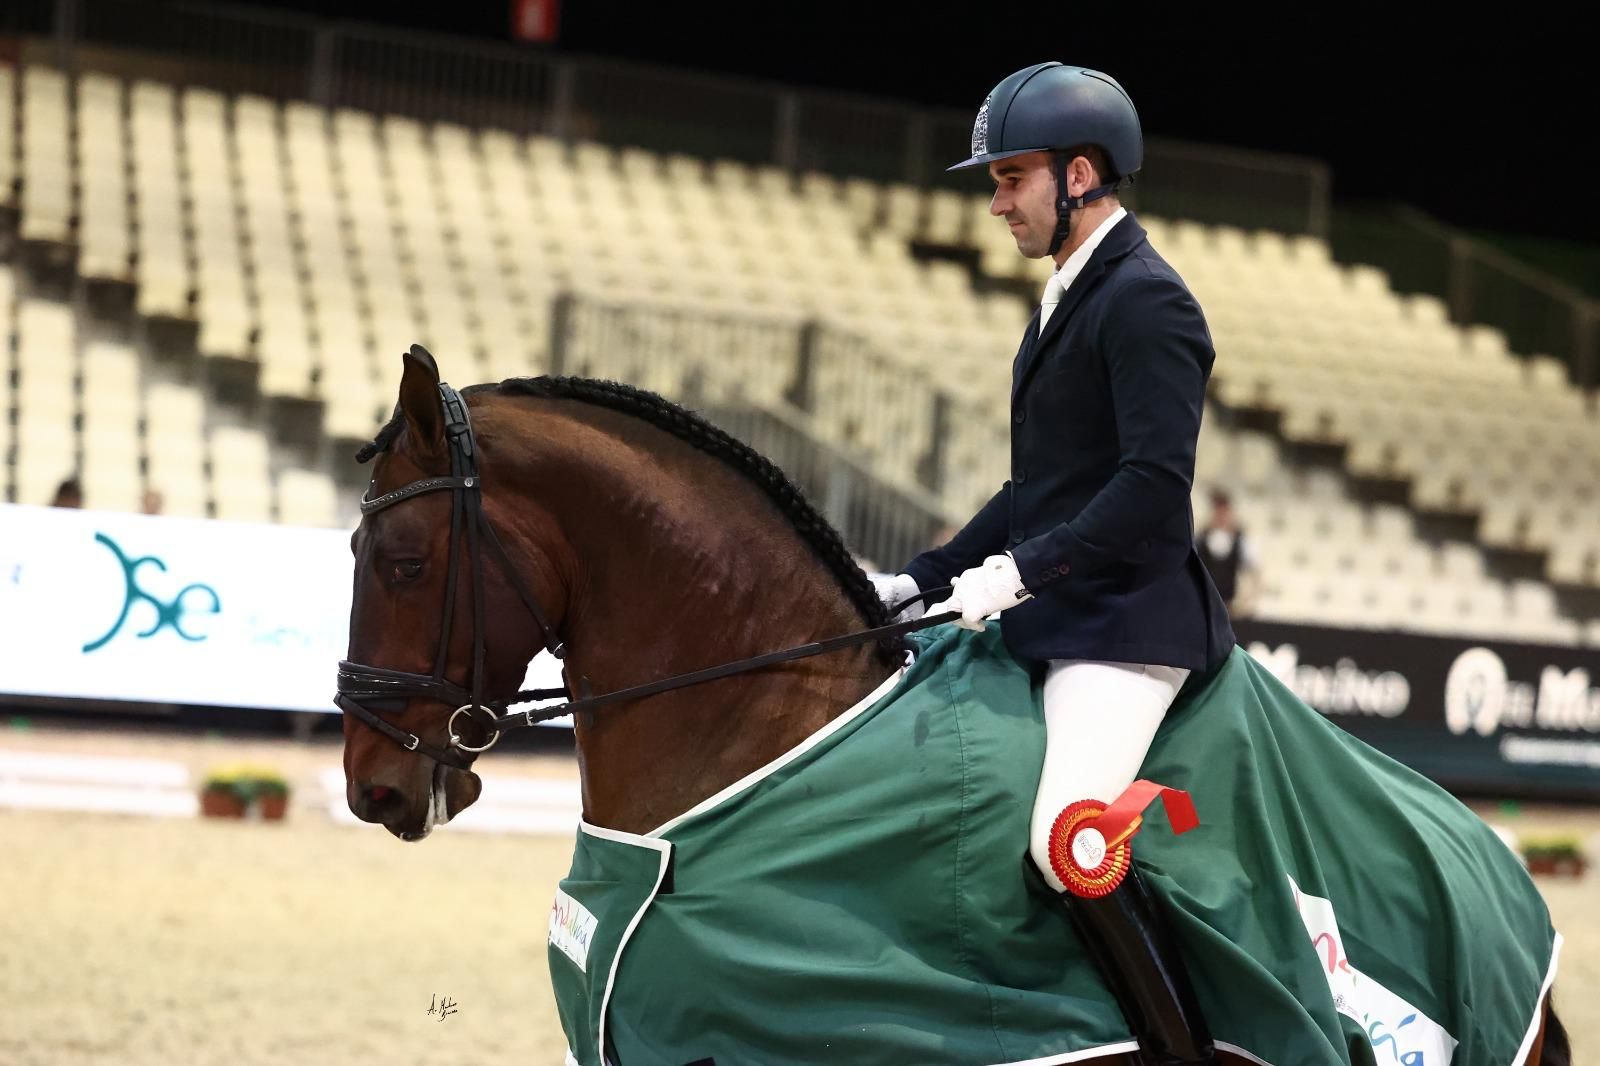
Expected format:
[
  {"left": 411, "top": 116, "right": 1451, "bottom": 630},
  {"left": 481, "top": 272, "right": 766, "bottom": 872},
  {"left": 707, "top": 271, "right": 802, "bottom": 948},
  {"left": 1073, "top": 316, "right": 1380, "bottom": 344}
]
[
  {"left": 1012, "top": 306, "right": 1043, "bottom": 381},
  {"left": 1011, "top": 214, "right": 1148, "bottom": 405}
]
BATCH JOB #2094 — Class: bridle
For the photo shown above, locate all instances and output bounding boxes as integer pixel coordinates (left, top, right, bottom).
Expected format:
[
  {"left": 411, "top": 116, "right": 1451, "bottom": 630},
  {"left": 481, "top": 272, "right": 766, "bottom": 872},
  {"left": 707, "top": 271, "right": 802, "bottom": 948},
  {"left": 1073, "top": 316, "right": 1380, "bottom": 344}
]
[
  {"left": 335, "top": 372, "right": 955, "bottom": 773},
  {"left": 335, "top": 381, "right": 568, "bottom": 771}
]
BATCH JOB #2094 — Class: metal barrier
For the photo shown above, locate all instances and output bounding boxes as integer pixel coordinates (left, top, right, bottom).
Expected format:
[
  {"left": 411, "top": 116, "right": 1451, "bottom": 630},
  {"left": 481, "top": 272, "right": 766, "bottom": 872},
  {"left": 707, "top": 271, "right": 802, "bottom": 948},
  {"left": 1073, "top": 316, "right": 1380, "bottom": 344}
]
[
  {"left": 1125, "top": 138, "right": 1332, "bottom": 239},
  {"left": 548, "top": 294, "right": 963, "bottom": 568},
  {"left": 549, "top": 294, "right": 807, "bottom": 410},
  {"left": 13, "top": 0, "right": 1331, "bottom": 237},
  {"left": 707, "top": 403, "right": 952, "bottom": 573},
  {"left": 1332, "top": 205, "right": 1599, "bottom": 390}
]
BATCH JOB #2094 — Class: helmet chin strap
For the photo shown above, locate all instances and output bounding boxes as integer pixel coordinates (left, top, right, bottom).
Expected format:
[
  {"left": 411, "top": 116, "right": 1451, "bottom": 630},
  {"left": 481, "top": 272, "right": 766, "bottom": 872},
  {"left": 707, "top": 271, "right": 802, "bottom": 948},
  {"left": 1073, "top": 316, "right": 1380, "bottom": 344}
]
[{"left": 1048, "top": 151, "right": 1124, "bottom": 257}]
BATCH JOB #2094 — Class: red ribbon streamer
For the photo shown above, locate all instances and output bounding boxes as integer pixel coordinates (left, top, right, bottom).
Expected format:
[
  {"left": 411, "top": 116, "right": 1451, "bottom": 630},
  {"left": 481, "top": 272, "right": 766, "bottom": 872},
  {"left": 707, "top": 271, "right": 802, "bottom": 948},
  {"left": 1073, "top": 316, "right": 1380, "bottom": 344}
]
[{"left": 1088, "top": 779, "right": 1199, "bottom": 851}]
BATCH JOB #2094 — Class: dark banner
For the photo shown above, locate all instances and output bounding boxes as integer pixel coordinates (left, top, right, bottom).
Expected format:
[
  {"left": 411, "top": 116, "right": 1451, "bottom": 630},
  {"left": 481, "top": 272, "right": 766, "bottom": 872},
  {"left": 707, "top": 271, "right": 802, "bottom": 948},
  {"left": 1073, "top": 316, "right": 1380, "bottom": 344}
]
[{"left": 1232, "top": 620, "right": 1600, "bottom": 800}]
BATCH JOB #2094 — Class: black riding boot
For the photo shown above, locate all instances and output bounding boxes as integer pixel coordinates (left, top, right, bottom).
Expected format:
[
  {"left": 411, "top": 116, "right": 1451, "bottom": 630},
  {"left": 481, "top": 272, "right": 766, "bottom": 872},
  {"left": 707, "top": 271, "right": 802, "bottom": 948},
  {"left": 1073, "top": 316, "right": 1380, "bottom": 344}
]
[{"left": 1029, "top": 857, "right": 1215, "bottom": 1065}]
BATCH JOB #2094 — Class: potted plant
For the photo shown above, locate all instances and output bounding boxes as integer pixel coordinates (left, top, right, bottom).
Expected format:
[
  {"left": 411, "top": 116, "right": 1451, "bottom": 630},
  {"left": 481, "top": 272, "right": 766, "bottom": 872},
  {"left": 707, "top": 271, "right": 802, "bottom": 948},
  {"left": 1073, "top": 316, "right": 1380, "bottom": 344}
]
[
  {"left": 1521, "top": 835, "right": 1588, "bottom": 878},
  {"left": 199, "top": 771, "right": 249, "bottom": 818},
  {"left": 255, "top": 774, "right": 291, "bottom": 821},
  {"left": 199, "top": 764, "right": 292, "bottom": 821}
]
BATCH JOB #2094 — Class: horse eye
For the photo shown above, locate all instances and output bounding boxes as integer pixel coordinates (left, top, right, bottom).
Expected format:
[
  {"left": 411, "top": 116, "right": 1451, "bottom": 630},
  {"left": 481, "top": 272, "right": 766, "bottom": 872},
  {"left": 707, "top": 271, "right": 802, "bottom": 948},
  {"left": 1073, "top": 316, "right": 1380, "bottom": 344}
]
[{"left": 391, "top": 560, "right": 424, "bottom": 582}]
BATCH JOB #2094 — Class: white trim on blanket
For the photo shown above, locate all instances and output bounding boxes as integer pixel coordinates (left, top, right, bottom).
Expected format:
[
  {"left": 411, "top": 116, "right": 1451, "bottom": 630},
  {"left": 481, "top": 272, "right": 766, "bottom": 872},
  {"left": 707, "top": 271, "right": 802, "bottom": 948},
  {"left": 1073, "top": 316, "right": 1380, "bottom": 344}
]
[
  {"left": 983, "top": 1041, "right": 1141, "bottom": 1065},
  {"left": 645, "top": 655, "right": 911, "bottom": 838},
  {"left": 1511, "top": 931, "right": 1564, "bottom": 1066},
  {"left": 1213, "top": 1042, "right": 1275, "bottom": 1066},
  {"left": 575, "top": 820, "right": 673, "bottom": 1066}
]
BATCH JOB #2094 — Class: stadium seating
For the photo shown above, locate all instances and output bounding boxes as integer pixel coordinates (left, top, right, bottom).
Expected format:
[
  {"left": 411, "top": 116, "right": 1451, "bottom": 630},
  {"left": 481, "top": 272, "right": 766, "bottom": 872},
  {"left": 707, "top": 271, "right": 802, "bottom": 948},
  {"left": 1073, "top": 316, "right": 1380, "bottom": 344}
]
[
  {"left": 1192, "top": 416, "right": 1583, "bottom": 645},
  {"left": 1, "top": 58, "right": 1595, "bottom": 644},
  {"left": 1, "top": 268, "right": 341, "bottom": 523}
]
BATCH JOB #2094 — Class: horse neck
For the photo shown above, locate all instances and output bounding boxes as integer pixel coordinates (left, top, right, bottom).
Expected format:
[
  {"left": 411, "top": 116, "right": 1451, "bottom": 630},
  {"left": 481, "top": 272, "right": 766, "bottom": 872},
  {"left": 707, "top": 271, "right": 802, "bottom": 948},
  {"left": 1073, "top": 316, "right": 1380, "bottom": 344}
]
[{"left": 501, "top": 401, "right": 898, "bottom": 835}]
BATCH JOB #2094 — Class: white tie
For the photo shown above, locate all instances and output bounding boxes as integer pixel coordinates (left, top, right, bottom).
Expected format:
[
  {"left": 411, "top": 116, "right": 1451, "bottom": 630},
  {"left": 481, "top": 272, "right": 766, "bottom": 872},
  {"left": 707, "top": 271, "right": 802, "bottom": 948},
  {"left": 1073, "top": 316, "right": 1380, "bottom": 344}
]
[{"left": 1039, "top": 273, "right": 1065, "bottom": 334}]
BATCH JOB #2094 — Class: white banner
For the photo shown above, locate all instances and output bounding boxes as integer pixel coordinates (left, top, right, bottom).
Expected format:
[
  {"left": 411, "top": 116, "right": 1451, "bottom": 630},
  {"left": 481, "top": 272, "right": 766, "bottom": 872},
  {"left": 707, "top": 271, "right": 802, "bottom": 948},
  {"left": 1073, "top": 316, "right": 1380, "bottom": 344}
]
[{"left": 0, "top": 503, "right": 568, "bottom": 720}]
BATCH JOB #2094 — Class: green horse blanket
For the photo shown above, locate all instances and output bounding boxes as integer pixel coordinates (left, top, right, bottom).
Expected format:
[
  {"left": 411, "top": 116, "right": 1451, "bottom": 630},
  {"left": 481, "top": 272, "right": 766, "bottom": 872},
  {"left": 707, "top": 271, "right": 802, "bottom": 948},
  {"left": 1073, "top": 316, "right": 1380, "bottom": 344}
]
[{"left": 549, "top": 625, "right": 1559, "bottom": 1065}]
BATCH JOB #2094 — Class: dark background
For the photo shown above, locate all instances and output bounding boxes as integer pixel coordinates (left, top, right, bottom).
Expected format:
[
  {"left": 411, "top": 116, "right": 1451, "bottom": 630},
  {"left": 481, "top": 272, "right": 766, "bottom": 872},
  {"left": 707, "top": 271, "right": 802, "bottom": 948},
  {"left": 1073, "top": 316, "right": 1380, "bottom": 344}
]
[{"left": 245, "top": 3, "right": 1597, "bottom": 263}]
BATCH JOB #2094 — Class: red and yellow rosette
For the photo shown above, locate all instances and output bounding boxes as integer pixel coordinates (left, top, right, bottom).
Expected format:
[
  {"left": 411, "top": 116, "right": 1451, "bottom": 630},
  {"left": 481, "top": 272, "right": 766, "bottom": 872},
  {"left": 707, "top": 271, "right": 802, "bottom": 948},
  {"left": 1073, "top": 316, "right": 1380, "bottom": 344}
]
[{"left": 1048, "top": 779, "right": 1199, "bottom": 898}]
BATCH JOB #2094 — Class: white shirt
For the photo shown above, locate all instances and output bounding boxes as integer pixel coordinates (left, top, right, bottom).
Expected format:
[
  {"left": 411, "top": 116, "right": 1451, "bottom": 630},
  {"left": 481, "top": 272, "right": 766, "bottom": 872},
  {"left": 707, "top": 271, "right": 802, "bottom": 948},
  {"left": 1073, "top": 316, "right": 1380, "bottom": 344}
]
[
  {"left": 1203, "top": 528, "right": 1260, "bottom": 570},
  {"left": 1040, "top": 205, "right": 1128, "bottom": 333}
]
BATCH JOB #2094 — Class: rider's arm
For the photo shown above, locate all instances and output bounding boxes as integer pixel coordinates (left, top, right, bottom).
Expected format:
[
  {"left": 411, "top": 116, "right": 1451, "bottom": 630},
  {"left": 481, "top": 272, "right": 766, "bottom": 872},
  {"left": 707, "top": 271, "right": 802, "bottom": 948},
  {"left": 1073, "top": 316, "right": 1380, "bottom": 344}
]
[
  {"left": 1012, "top": 275, "right": 1211, "bottom": 588},
  {"left": 902, "top": 482, "right": 1010, "bottom": 592}
]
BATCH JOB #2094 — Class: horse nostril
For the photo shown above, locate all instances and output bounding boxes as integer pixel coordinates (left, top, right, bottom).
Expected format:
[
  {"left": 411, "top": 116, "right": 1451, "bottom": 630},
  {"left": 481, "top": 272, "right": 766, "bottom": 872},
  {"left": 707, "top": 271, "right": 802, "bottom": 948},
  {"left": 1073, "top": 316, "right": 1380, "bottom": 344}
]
[{"left": 352, "top": 782, "right": 404, "bottom": 824}]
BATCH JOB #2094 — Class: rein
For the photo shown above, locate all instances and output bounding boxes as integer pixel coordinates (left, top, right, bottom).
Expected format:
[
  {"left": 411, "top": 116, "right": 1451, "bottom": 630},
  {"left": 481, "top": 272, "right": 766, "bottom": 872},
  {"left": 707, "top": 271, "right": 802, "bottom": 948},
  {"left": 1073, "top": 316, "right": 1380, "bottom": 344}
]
[{"left": 498, "top": 587, "right": 954, "bottom": 730}]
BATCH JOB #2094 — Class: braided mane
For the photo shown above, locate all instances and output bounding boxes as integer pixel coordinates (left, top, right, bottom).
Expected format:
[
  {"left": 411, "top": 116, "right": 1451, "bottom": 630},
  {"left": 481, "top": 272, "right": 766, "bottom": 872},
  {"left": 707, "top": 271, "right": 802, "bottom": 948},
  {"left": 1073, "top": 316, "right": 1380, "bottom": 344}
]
[{"left": 360, "top": 376, "right": 895, "bottom": 660}]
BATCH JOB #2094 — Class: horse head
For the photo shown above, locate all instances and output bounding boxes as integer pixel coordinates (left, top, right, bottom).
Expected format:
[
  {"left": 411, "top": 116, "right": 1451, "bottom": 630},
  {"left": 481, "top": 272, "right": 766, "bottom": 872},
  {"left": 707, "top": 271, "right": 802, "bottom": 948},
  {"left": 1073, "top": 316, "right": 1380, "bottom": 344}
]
[
  {"left": 339, "top": 348, "right": 900, "bottom": 840},
  {"left": 339, "top": 347, "right": 555, "bottom": 840}
]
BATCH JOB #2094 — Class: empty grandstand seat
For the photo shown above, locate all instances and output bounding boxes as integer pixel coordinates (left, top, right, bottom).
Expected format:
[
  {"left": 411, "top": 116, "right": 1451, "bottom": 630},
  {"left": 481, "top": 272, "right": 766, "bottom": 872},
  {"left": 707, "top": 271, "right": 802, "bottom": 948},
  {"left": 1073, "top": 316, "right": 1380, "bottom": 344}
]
[
  {"left": 77, "top": 74, "right": 133, "bottom": 281},
  {"left": 19, "top": 67, "right": 73, "bottom": 245},
  {"left": 1509, "top": 580, "right": 1560, "bottom": 624},
  {"left": 184, "top": 88, "right": 253, "bottom": 361},
  {"left": 209, "top": 425, "right": 274, "bottom": 523},
  {"left": 81, "top": 343, "right": 142, "bottom": 440},
  {"left": 141, "top": 381, "right": 209, "bottom": 517},
  {"left": 1547, "top": 539, "right": 1599, "bottom": 588},
  {"left": 1437, "top": 543, "right": 1486, "bottom": 582},
  {"left": 14, "top": 440, "right": 77, "bottom": 505},
  {"left": 81, "top": 420, "right": 143, "bottom": 513},
  {"left": 275, "top": 468, "right": 340, "bottom": 527},
  {"left": 130, "top": 81, "right": 192, "bottom": 318},
  {"left": 0, "top": 64, "right": 15, "bottom": 213},
  {"left": 14, "top": 303, "right": 77, "bottom": 442}
]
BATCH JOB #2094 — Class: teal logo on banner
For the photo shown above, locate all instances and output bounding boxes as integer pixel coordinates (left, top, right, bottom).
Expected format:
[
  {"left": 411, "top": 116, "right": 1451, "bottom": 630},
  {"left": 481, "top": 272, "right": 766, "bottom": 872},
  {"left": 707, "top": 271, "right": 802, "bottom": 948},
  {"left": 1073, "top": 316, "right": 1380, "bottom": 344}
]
[{"left": 82, "top": 532, "right": 222, "bottom": 653}]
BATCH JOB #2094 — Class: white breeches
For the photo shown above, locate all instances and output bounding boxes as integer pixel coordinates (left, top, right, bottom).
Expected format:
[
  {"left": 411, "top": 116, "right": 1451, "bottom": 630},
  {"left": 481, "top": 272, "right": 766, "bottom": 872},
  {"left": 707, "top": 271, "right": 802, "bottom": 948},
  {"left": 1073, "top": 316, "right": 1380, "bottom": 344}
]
[{"left": 1029, "top": 659, "right": 1190, "bottom": 893}]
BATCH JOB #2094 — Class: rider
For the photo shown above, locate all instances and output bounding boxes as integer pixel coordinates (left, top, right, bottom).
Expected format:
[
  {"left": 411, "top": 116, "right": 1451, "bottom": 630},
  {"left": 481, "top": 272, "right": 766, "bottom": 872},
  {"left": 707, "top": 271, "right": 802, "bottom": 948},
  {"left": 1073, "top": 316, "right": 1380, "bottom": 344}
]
[{"left": 875, "top": 62, "right": 1235, "bottom": 1064}]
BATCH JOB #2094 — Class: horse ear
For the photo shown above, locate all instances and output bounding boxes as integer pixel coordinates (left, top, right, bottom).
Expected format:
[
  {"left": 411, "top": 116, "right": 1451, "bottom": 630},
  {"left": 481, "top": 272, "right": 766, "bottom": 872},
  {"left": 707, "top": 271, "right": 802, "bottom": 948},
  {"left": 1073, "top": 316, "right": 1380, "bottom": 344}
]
[{"left": 397, "top": 345, "right": 444, "bottom": 458}]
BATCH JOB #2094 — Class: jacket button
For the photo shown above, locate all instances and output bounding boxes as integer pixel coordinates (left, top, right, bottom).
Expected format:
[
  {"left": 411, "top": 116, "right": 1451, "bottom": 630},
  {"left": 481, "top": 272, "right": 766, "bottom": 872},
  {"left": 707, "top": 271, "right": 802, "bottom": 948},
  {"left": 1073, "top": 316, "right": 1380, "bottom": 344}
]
[
  {"left": 1014, "top": 410, "right": 1025, "bottom": 425},
  {"left": 1011, "top": 532, "right": 1024, "bottom": 546},
  {"left": 1013, "top": 470, "right": 1027, "bottom": 485}
]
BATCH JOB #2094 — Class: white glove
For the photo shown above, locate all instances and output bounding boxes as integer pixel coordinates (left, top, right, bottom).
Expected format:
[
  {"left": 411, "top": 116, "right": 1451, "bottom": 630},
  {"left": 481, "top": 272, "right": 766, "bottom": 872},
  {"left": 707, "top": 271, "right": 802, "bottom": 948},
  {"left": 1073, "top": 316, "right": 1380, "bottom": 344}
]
[
  {"left": 927, "top": 554, "right": 1033, "bottom": 632},
  {"left": 871, "top": 572, "right": 925, "bottom": 623}
]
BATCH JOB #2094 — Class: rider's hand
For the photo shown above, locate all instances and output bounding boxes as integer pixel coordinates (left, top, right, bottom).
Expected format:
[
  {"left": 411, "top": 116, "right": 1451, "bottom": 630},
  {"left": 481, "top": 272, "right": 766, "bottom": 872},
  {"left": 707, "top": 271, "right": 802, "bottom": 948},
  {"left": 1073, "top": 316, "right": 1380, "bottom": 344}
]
[
  {"left": 926, "top": 554, "right": 1033, "bottom": 632},
  {"left": 871, "top": 573, "right": 925, "bottom": 623}
]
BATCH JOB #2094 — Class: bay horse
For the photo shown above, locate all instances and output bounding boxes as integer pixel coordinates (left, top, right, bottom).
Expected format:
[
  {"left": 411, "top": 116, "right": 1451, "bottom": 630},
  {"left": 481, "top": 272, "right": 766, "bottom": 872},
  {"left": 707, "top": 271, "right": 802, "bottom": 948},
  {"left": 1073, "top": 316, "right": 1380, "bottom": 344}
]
[{"left": 338, "top": 348, "right": 1567, "bottom": 1065}]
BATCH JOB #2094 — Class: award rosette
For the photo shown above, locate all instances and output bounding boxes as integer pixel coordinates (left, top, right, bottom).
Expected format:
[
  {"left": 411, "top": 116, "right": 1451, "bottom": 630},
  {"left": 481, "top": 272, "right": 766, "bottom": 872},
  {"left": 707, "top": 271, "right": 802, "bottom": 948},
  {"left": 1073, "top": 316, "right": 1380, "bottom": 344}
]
[{"left": 1048, "top": 779, "right": 1200, "bottom": 898}]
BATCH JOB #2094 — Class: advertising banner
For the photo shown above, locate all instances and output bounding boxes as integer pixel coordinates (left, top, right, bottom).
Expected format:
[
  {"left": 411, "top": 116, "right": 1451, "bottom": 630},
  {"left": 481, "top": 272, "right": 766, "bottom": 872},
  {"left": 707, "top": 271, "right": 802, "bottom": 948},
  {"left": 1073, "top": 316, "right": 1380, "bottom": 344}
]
[
  {"left": 1235, "top": 619, "right": 1600, "bottom": 798},
  {"left": 0, "top": 504, "right": 568, "bottom": 721}
]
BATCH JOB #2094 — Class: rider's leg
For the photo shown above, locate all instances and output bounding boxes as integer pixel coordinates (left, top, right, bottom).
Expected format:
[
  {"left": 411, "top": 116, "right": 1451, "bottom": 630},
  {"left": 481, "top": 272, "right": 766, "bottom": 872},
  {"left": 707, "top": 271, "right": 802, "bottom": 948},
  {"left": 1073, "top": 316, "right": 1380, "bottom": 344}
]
[
  {"left": 1028, "top": 660, "right": 1183, "bottom": 891},
  {"left": 1027, "top": 659, "right": 1213, "bottom": 1066}
]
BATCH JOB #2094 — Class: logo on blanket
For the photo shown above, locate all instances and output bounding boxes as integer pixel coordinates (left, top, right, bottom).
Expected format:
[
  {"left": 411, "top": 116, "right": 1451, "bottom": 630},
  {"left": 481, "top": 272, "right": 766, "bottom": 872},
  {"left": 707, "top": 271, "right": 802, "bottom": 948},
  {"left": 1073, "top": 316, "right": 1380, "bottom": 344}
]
[
  {"left": 1288, "top": 876, "right": 1458, "bottom": 1065},
  {"left": 549, "top": 888, "right": 599, "bottom": 973}
]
